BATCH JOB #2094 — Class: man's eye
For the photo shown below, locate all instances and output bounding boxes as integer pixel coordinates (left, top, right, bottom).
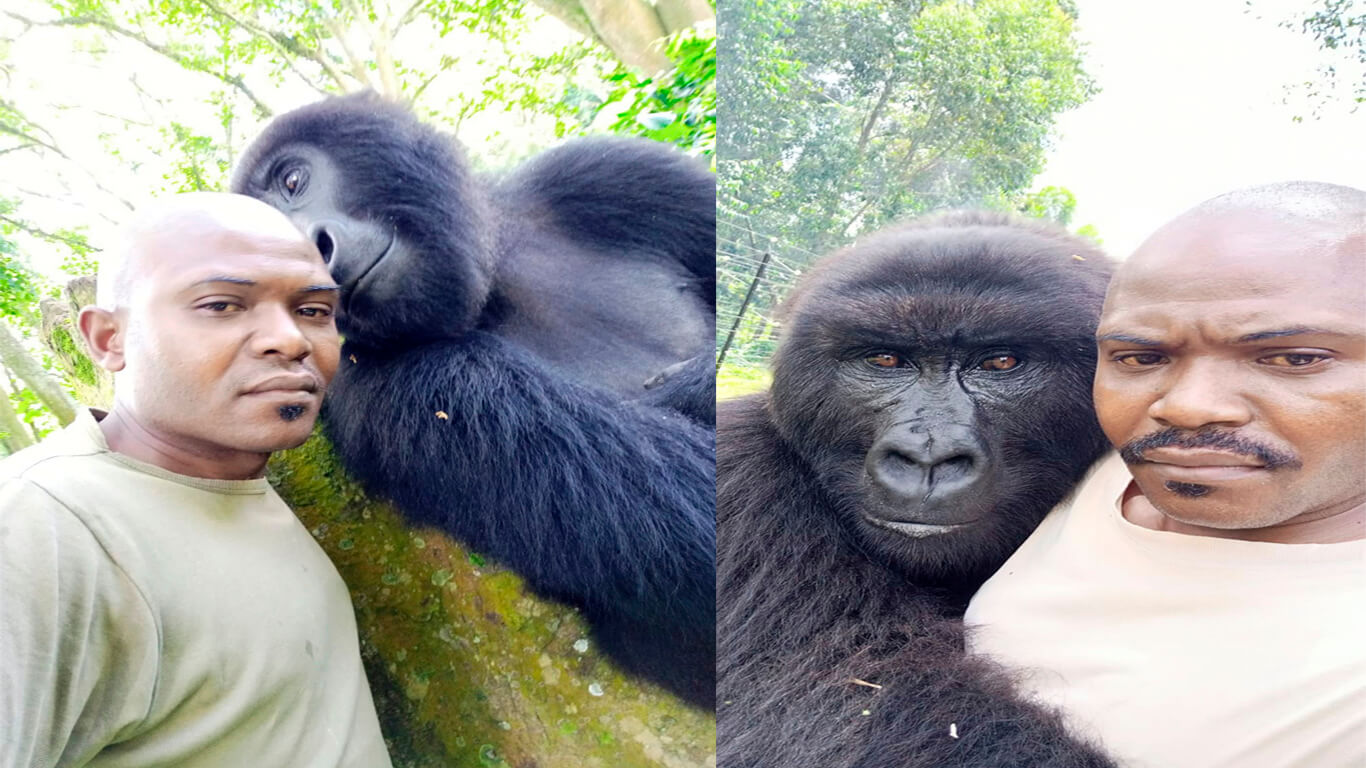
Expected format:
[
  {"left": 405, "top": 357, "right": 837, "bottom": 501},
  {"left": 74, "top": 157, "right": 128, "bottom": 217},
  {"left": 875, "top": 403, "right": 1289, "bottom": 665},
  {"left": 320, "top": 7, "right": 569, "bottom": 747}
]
[
  {"left": 199, "top": 301, "right": 242, "bottom": 313},
  {"left": 1114, "top": 352, "right": 1166, "bottom": 367},
  {"left": 298, "top": 306, "right": 333, "bottom": 318},
  {"left": 1260, "top": 352, "right": 1329, "bottom": 368}
]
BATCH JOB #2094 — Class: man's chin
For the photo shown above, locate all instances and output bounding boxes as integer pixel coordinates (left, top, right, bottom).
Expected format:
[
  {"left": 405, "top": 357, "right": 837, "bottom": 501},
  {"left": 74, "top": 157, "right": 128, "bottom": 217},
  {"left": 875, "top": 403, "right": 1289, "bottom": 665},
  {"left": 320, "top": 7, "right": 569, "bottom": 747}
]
[{"left": 229, "top": 410, "right": 321, "bottom": 454}]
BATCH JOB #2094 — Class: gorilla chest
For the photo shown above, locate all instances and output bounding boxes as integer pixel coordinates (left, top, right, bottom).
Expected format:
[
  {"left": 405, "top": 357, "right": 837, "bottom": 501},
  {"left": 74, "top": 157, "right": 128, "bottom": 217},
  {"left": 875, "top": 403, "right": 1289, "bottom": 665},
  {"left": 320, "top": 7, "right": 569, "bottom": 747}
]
[{"left": 494, "top": 242, "right": 710, "bottom": 398}]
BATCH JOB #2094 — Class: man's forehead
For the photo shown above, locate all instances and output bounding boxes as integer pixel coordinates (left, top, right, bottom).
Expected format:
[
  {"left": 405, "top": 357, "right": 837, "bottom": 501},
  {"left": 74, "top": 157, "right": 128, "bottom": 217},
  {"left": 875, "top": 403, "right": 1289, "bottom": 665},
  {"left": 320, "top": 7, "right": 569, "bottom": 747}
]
[
  {"left": 125, "top": 233, "right": 332, "bottom": 304},
  {"left": 1109, "top": 208, "right": 1361, "bottom": 311}
]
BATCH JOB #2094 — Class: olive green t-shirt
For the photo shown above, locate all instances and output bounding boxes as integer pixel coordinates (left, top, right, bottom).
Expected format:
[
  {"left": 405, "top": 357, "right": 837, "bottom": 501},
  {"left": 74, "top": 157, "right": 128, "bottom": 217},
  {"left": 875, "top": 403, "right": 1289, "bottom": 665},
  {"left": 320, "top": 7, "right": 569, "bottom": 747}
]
[{"left": 0, "top": 409, "right": 392, "bottom": 768}]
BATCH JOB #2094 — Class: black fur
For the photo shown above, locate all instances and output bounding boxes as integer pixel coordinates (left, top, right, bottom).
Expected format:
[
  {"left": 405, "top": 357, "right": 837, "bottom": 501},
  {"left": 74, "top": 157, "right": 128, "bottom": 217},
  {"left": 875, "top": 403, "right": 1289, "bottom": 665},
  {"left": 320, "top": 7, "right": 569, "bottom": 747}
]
[
  {"left": 717, "top": 212, "right": 1118, "bottom": 765},
  {"left": 233, "top": 93, "right": 716, "bottom": 707}
]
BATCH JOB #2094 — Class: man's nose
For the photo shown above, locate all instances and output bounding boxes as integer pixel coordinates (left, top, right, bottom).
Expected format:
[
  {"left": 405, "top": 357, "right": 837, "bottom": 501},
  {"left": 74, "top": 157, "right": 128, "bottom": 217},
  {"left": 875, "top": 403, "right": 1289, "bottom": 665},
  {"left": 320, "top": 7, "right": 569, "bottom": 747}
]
[
  {"left": 251, "top": 304, "right": 311, "bottom": 360},
  {"left": 1147, "top": 359, "right": 1251, "bottom": 429}
]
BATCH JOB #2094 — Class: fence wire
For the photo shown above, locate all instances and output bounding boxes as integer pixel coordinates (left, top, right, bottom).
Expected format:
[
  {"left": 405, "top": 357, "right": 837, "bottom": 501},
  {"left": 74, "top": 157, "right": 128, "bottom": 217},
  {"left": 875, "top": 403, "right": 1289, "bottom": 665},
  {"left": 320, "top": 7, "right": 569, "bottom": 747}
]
[{"left": 716, "top": 201, "right": 821, "bottom": 369}]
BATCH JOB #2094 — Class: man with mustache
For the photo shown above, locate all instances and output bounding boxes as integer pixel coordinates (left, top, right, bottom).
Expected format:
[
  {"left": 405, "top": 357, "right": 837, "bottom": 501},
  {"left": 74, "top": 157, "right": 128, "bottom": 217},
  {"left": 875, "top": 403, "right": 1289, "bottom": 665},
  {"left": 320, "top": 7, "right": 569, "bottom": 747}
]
[
  {"left": 966, "top": 181, "right": 1365, "bottom": 767},
  {"left": 0, "top": 194, "right": 391, "bottom": 767}
]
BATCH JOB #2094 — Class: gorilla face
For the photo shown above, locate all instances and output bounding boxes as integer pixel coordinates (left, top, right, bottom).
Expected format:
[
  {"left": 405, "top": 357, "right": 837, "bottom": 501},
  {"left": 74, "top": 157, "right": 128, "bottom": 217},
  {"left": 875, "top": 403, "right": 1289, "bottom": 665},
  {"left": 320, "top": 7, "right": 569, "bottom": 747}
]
[
  {"left": 770, "top": 217, "right": 1112, "bottom": 581},
  {"left": 231, "top": 93, "right": 493, "bottom": 346}
]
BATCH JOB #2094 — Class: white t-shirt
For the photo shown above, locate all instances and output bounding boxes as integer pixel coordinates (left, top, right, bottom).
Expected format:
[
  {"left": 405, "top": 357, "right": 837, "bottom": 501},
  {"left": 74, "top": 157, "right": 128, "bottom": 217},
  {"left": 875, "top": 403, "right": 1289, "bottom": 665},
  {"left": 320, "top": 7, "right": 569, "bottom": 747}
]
[
  {"left": 965, "top": 453, "right": 1366, "bottom": 768},
  {"left": 0, "top": 409, "right": 392, "bottom": 768}
]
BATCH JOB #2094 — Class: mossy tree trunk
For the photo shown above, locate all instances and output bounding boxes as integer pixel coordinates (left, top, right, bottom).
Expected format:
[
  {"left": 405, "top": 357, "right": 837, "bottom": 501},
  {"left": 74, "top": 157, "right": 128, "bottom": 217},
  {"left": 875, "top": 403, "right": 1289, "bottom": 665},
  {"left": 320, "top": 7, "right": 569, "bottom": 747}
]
[{"left": 40, "top": 279, "right": 716, "bottom": 768}]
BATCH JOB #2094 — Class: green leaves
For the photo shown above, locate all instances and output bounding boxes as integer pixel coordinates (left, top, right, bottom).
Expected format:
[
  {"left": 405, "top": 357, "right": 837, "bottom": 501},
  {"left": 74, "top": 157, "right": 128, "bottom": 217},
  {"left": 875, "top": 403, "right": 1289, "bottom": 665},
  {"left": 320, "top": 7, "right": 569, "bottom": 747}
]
[
  {"left": 591, "top": 26, "right": 717, "bottom": 159},
  {"left": 719, "top": 0, "right": 1094, "bottom": 252}
]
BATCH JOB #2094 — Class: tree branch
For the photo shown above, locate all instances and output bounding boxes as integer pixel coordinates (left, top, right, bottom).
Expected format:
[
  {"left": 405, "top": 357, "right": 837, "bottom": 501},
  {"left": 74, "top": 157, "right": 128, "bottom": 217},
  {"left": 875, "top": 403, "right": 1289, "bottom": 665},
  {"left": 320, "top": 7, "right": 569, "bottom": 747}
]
[
  {"left": 0, "top": 322, "right": 76, "bottom": 426},
  {"left": 0, "top": 214, "right": 99, "bottom": 253},
  {"left": 197, "top": 0, "right": 336, "bottom": 95},
  {"left": 2, "top": 9, "right": 274, "bottom": 117},
  {"left": 857, "top": 75, "right": 896, "bottom": 156},
  {"left": 324, "top": 18, "right": 375, "bottom": 88},
  {"left": 0, "top": 369, "right": 36, "bottom": 453}
]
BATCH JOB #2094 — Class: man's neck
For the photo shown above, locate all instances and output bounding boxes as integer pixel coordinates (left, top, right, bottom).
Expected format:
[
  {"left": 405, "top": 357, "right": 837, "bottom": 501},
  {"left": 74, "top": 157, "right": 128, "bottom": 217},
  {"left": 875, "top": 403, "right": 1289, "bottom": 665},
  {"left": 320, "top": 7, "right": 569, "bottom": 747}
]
[
  {"left": 1120, "top": 483, "right": 1365, "bottom": 544},
  {"left": 98, "top": 407, "right": 270, "bottom": 481}
]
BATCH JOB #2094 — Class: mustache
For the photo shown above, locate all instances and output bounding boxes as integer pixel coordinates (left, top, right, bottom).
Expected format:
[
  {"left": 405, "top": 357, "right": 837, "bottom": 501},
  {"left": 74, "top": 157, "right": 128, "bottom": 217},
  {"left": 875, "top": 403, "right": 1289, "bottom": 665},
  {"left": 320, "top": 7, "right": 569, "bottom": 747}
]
[{"left": 1118, "top": 427, "right": 1301, "bottom": 470}]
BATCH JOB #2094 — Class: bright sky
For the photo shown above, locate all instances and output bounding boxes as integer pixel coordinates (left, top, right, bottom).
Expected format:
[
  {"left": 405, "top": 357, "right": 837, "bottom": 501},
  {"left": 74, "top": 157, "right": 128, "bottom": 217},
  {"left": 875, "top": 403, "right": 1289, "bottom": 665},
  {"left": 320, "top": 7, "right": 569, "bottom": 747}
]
[
  {"left": 0, "top": 1, "right": 584, "bottom": 279},
  {"left": 1035, "top": 0, "right": 1365, "bottom": 258}
]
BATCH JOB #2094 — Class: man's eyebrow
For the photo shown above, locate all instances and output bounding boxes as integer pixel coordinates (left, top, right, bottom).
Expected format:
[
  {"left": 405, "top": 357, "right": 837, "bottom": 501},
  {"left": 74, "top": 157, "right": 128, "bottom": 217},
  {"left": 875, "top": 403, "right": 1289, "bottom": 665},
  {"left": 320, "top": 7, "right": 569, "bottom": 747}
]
[
  {"left": 187, "top": 277, "right": 338, "bottom": 294},
  {"left": 1096, "top": 332, "right": 1163, "bottom": 345},
  {"left": 191, "top": 276, "right": 257, "bottom": 288},
  {"left": 1234, "top": 326, "right": 1355, "bottom": 343}
]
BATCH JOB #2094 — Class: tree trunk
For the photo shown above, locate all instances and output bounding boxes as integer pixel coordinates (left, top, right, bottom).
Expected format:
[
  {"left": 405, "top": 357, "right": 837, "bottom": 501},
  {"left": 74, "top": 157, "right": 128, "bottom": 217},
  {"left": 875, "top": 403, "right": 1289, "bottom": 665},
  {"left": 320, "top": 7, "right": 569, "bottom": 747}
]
[
  {"left": 41, "top": 278, "right": 715, "bottom": 768},
  {"left": 0, "top": 320, "right": 76, "bottom": 426},
  {"left": 654, "top": 0, "right": 713, "bottom": 35},
  {"left": 0, "top": 370, "right": 35, "bottom": 454}
]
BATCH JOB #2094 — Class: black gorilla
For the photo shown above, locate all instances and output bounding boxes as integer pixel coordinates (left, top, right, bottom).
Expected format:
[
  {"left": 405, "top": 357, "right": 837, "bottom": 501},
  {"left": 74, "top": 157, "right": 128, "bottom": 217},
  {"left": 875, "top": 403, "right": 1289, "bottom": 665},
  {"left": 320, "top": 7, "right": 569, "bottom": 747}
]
[
  {"left": 232, "top": 93, "right": 716, "bottom": 708},
  {"left": 717, "top": 212, "right": 1117, "bottom": 765}
]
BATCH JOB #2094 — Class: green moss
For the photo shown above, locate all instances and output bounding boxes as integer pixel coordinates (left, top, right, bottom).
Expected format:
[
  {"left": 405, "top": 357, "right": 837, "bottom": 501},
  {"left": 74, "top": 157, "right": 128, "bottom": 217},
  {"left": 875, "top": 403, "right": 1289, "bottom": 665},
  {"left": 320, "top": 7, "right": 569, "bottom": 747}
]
[
  {"left": 267, "top": 432, "right": 715, "bottom": 768},
  {"left": 50, "top": 326, "right": 99, "bottom": 386}
]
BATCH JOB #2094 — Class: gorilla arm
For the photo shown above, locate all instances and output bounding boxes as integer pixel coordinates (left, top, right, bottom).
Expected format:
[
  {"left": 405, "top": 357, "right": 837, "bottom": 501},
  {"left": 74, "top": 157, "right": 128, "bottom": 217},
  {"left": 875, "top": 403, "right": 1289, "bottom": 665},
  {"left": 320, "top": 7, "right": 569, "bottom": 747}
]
[
  {"left": 500, "top": 137, "right": 717, "bottom": 423},
  {"left": 324, "top": 332, "right": 716, "bottom": 709}
]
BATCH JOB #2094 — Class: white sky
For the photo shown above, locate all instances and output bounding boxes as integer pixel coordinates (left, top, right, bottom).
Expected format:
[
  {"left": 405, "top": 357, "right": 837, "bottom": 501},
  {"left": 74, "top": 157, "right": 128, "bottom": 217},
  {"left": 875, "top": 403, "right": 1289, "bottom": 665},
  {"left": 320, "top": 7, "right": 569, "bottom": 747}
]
[
  {"left": 1034, "top": 0, "right": 1365, "bottom": 257},
  {"left": 0, "top": 2, "right": 585, "bottom": 279}
]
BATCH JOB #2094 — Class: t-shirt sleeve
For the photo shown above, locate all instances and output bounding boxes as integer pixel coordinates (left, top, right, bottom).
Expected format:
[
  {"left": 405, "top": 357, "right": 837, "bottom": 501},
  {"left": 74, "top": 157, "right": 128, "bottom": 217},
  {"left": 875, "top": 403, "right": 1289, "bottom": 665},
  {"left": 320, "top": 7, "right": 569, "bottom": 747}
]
[{"left": 0, "top": 478, "right": 159, "bottom": 768}]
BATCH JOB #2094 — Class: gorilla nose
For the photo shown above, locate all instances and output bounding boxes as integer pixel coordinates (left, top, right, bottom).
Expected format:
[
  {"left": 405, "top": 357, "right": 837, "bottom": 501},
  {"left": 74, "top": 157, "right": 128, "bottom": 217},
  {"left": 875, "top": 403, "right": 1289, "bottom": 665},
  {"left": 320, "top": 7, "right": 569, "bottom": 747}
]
[
  {"left": 866, "top": 430, "right": 986, "bottom": 502},
  {"left": 306, "top": 222, "right": 336, "bottom": 264}
]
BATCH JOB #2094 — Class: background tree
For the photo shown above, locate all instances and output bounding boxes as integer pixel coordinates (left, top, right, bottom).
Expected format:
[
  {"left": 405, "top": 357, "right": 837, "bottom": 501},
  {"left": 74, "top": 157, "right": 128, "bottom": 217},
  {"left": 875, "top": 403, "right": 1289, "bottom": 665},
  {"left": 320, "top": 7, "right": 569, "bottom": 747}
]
[
  {"left": 716, "top": 0, "right": 1096, "bottom": 385},
  {"left": 1282, "top": 0, "right": 1365, "bottom": 113}
]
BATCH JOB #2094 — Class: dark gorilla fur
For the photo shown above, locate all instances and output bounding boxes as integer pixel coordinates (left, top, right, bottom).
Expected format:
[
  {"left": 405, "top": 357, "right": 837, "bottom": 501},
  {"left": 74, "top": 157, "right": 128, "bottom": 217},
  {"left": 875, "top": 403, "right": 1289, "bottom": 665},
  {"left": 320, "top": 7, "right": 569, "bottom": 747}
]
[
  {"left": 232, "top": 93, "right": 716, "bottom": 708},
  {"left": 717, "top": 212, "right": 1118, "bottom": 765}
]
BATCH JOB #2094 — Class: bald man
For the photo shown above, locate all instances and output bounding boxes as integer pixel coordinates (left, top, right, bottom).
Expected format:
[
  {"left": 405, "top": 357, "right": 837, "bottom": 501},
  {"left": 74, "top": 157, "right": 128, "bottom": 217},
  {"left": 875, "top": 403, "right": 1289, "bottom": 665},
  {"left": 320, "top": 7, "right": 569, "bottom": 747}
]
[
  {"left": 966, "top": 182, "right": 1366, "bottom": 768},
  {"left": 0, "top": 193, "right": 392, "bottom": 767}
]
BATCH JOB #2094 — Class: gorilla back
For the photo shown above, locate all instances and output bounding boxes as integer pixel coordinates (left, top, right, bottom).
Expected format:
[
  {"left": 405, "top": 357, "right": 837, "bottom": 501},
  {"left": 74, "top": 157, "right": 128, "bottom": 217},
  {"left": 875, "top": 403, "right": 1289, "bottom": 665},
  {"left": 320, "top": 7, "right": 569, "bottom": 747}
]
[
  {"left": 717, "top": 212, "right": 1117, "bottom": 765},
  {"left": 233, "top": 93, "right": 716, "bottom": 708}
]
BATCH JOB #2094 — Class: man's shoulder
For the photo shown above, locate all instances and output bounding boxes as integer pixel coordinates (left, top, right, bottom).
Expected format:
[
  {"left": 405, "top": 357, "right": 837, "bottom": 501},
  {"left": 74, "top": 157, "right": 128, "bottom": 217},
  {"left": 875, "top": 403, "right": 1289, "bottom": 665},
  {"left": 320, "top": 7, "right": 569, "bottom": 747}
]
[{"left": 0, "top": 413, "right": 106, "bottom": 489}]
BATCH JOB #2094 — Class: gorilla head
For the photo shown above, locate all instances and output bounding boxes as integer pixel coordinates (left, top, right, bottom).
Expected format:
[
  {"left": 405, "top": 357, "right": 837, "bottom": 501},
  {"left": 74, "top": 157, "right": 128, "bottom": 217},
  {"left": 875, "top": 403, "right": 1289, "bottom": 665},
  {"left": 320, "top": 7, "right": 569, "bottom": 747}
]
[
  {"left": 769, "top": 211, "right": 1113, "bottom": 583},
  {"left": 231, "top": 92, "right": 493, "bottom": 345}
]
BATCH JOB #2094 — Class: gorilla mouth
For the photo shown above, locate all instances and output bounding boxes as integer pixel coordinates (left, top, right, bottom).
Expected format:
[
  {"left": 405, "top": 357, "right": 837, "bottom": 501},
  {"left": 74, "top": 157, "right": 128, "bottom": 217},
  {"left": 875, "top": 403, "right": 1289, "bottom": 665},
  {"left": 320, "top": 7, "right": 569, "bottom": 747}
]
[
  {"left": 862, "top": 515, "right": 977, "bottom": 538},
  {"left": 339, "top": 234, "right": 395, "bottom": 319}
]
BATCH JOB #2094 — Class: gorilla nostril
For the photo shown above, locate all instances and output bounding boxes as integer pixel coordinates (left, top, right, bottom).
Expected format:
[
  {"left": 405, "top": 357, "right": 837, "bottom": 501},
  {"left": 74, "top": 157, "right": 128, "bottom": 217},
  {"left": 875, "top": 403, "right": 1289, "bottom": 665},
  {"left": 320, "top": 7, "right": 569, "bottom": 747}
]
[
  {"left": 315, "top": 230, "right": 335, "bottom": 264},
  {"left": 870, "top": 445, "right": 981, "bottom": 497},
  {"left": 928, "top": 454, "right": 975, "bottom": 486}
]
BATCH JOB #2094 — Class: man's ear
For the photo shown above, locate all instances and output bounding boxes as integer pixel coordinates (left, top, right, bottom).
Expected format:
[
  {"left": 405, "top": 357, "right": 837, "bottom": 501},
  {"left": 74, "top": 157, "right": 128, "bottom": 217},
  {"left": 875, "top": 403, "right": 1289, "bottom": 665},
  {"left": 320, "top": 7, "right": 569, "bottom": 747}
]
[{"left": 78, "top": 306, "right": 126, "bottom": 373}]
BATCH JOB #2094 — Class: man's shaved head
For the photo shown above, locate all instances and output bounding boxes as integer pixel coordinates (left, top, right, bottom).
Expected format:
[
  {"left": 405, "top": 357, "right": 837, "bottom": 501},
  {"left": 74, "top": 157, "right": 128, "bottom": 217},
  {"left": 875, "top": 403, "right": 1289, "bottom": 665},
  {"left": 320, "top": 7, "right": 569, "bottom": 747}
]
[
  {"left": 1093, "top": 180, "right": 1366, "bottom": 543},
  {"left": 80, "top": 191, "right": 340, "bottom": 480},
  {"left": 1182, "top": 180, "right": 1365, "bottom": 226},
  {"left": 97, "top": 192, "right": 313, "bottom": 309}
]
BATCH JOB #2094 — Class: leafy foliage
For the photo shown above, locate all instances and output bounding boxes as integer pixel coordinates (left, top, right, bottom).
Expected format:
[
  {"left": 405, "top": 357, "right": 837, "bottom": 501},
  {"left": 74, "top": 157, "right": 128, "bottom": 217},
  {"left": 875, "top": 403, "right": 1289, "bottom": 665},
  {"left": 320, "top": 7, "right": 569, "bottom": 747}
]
[
  {"left": 593, "top": 26, "right": 716, "bottom": 158},
  {"left": 1286, "top": 0, "right": 1365, "bottom": 113},
  {"left": 719, "top": 0, "right": 1094, "bottom": 252},
  {"left": 716, "top": 0, "right": 1097, "bottom": 367}
]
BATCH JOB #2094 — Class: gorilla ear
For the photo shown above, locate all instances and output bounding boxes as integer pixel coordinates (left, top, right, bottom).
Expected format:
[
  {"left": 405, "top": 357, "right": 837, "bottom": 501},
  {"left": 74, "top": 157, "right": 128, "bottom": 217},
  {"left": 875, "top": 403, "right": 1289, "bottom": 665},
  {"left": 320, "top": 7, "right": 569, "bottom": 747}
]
[{"left": 78, "top": 306, "right": 127, "bottom": 373}]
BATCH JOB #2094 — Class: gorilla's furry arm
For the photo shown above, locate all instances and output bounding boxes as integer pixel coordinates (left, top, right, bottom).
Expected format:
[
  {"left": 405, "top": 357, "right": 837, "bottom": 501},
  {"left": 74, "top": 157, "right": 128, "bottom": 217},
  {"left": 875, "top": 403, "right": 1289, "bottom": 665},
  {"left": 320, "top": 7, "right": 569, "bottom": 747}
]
[
  {"left": 327, "top": 332, "right": 716, "bottom": 708},
  {"left": 718, "top": 396, "right": 1114, "bottom": 768},
  {"left": 496, "top": 137, "right": 718, "bottom": 423},
  {"left": 498, "top": 136, "right": 717, "bottom": 305}
]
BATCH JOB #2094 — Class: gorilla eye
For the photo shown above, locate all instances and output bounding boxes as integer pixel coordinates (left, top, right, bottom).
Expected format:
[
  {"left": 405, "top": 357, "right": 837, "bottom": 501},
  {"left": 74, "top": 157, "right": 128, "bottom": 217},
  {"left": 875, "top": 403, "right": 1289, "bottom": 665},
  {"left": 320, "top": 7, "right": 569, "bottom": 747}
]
[
  {"left": 282, "top": 168, "right": 306, "bottom": 195},
  {"left": 979, "top": 354, "right": 1019, "bottom": 371},
  {"left": 864, "top": 352, "right": 902, "bottom": 369}
]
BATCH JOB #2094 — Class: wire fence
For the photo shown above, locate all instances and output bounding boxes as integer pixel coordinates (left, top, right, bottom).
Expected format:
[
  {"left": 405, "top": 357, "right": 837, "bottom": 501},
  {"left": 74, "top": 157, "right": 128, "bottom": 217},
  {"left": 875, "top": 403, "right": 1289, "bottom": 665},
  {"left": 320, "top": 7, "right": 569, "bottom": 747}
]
[{"left": 715, "top": 201, "right": 825, "bottom": 371}]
